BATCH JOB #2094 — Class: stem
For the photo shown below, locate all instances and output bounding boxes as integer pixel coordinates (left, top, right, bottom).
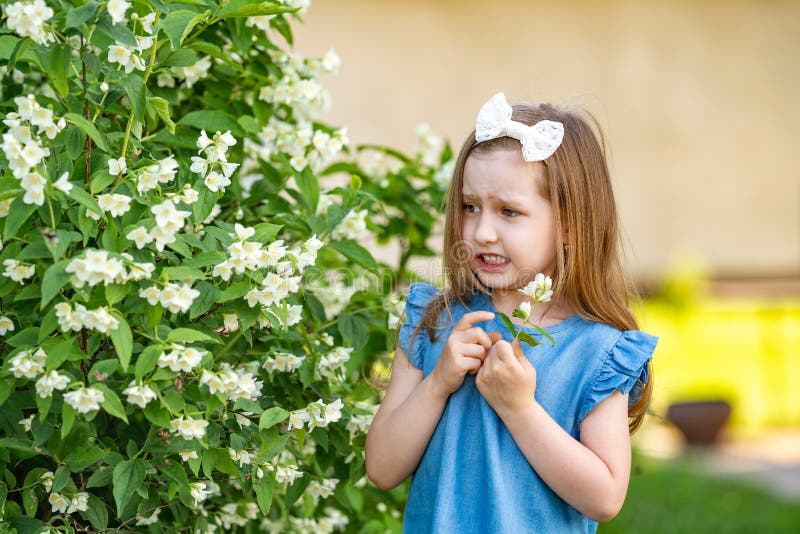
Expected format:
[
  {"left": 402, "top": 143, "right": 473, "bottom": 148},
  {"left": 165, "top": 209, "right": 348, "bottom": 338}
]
[{"left": 216, "top": 330, "right": 243, "bottom": 359}]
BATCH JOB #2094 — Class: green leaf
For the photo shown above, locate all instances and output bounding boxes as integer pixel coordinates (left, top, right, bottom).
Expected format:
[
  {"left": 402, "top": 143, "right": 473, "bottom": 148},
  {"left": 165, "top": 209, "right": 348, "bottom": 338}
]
[
  {"left": 179, "top": 110, "right": 243, "bottom": 136},
  {"left": 66, "top": 182, "right": 104, "bottom": 216},
  {"left": 516, "top": 330, "right": 542, "bottom": 349},
  {"left": 112, "top": 460, "right": 146, "bottom": 518},
  {"left": 52, "top": 465, "right": 71, "bottom": 493},
  {"left": 0, "top": 377, "right": 15, "bottom": 407},
  {"left": 166, "top": 327, "right": 220, "bottom": 344},
  {"left": 3, "top": 195, "right": 37, "bottom": 241},
  {"left": 135, "top": 345, "right": 164, "bottom": 381},
  {"left": 161, "top": 10, "right": 209, "bottom": 48},
  {"left": 216, "top": 280, "right": 250, "bottom": 303},
  {"left": 327, "top": 240, "right": 378, "bottom": 272},
  {"left": 105, "top": 283, "right": 130, "bottom": 306},
  {"left": 512, "top": 309, "right": 528, "bottom": 321},
  {"left": 7, "top": 36, "right": 33, "bottom": 72},
  {"left": 61, "top": 403, "right": 75, "bottom": 438},
  {"left": 495, "top": 311, "right": 518, "bottom": 337},
  {"left": 48, "top": 43, "right": 71, "bottom": 95},
  {"left": 530, "top": 324, "right": 556, "bottom": 347},
  {"left": 253, "top": 479, "right": 274, "bottom": 515},
  {"left": 86, "top": 465, "right": 113, "bottom": 488},
  {"left": 189, "top": 282, "right": 220, "bottom": 319},
  {"left": 252, "top": 223, "right": 282, "bottom": 243},
  {"left": 120, "top": 73, "right": 146, "bottom": 124},
  {"left": 258, "top": 407, "right": 289, "bottom": 430},
  {"left": 65, "top": 1, "right": 100, "bottom": 30},
  {"left": 90, "top": 169, "right": 116, "bottom": 194},
  {"left": 93, "top": 383, "right": 129, "bottom": 423},
  {"left": 218, "top": 0, "right": 295, "bottom": 19},
  {"left": 338, "top": 314, "right": 369, "bottom": 350},
  {"left": 64, "top": 113, "right": 111, "bottom": 153},
  {"left": 162, "top": 389, "right": 185, "bottom": 414},
  {"left": 148, "top": 96, "right": 176, "bottom": 134},
  {"left": 109, "top": 313, "right": 133, "bottom": 372},
  {"left": 160, "top": 462, "right": 190, "bottom": 488},
  {"left": 40, "top": 259, "right": 72, "bottom": 307},
  {"left": 80, "top": 494, "right": 109, "bottom": 530},
  {"left": 162, "top": 266, "right": 205, "bottom": 281},
  {"left": 294, "top": 166, "right": 319, "bottom": 213}
]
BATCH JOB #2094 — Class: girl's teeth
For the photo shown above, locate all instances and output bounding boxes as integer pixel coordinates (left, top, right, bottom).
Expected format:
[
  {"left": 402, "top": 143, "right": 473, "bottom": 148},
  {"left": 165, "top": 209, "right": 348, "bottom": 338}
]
[{"left": 482, "top": 255, "right": 508, "bottom": 264}]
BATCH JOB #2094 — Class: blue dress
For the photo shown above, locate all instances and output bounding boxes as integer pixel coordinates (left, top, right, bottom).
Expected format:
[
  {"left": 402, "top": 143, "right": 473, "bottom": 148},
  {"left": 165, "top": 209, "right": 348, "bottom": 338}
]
[{"left": 397, "top": 283, "right": 657, "bottom": 534}]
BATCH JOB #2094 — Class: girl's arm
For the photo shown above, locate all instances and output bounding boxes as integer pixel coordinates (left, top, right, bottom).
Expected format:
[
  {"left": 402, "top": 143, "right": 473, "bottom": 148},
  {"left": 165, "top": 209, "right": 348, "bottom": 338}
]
[
  {"left": 364, "top": 347, "right": 447, "bottom": 490},
  {"left": 476, "top": 338, "right": 632, "bottom": 522},
  {"left": 503, "top": 391, "right": 632, "bottom": 522},
  {"left": 366, "top": 311, "right": 495, "bottom": 489}
]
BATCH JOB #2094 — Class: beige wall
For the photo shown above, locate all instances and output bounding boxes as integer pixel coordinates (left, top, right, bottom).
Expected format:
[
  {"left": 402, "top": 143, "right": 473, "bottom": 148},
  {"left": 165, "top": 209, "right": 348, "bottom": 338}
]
[{"left": 293, "top": 0, "right": 800, "bottom": 280}]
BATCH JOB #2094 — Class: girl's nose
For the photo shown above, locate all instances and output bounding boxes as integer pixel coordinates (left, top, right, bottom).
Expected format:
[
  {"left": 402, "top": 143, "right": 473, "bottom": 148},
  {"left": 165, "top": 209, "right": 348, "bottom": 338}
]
[{"left": 473, "top": 214, "right": 497, "bottom": 244}]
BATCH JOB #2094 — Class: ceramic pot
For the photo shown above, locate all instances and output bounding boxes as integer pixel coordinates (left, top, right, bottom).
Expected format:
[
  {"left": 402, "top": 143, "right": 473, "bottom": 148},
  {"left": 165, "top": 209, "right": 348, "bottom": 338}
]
[{"left": 666, "top": 400, "right": 732, "bottom": 445}]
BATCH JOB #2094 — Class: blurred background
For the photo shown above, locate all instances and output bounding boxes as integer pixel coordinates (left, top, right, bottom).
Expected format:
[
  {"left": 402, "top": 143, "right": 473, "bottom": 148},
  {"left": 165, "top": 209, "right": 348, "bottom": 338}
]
[{"left": 293, "top": 0, "right": 799, "bottom": 530}]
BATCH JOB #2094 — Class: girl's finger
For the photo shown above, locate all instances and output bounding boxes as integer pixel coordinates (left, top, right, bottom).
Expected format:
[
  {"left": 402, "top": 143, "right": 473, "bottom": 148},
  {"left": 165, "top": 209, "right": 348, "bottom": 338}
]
[
  {"left": 454, "top": 311, "right": 495, "bottom": 332},
  {"left": 463, "top": 327, "right": 493, "bottom": 350},
  {"left": 491, "top": 340, "right": 516, "bottom": 363},
  {"left": 460, "top": 343, "right": 488, "bottom": 359}
]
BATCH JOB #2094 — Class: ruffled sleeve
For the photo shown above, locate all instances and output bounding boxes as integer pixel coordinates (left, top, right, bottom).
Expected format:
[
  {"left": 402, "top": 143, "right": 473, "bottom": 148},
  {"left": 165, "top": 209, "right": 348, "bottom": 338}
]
[
  {"left": 397, "top": 283, "right": 439, "bottom": 369},
  {"left": 578, "top": 330, "right": 658, "bottom": 422}
]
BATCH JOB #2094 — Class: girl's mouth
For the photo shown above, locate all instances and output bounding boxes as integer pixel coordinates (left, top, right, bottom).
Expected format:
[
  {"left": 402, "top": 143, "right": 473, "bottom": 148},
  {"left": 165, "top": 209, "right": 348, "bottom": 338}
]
[{"left": 476, "top": 254, "right": 510, "bottom": 272}]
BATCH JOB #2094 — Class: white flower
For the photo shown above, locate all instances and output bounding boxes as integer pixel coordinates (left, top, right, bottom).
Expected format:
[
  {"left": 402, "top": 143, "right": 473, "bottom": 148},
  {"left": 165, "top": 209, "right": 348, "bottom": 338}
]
[
  {"left": 63, "top": 386, "right": 105, "bottom": 414},
  {"left": 35, "top": 370, "right": 71, "bottom": 398},
  {"left": 107, "top": 0, "right": 131, "bottom": 25},
  {"left": 0, "top": 316, "right": 14, "bottom": 335},
  {"left": 126, "top": 226, "right": 153, "bottom": 249},
  {"left": 107, "top": 156, "right": 127, "bottom": 176},
  {"left": 135, "top": 509, "right": 161, "bottom": 526},
  {"left": 53, "top": 171, "right": 73, "bottom": 193},
  {"left": 49, "top": 492, "right": 69, "bottom": 514},
  {"left": 517, "top": 301, "right": 532, "bottom": 321},
  {"left": 97, "top": 193, "right": 132, "bottom": 217},
  {"left": 519, "top": 273, "right": 553, "bottom": 304},
  {"left": 274, "top": 465, "right": 303, "bottom": 485},
  {"left": 68, "top": 492, "right": 89, "bottom": 513},
  {"left": 178, "top": 451, "right": 198, "bottom": 461},
  {"left": 5, "top": 0, "right": 56, "bottom": 45},
  {"left": 170, "top": 416, "right": 209, "bottom": 440},
  {"left": 40, "top": 471, "right": 54, "bottom": 492},
  {"left": 2, "top": 259, "right": 35, "bottom": 283},
  {"left": 204, "top": 170, "right": 231, "bottom": 193},
  {"left": 306, "top": 479, "right": 338, "bottom": 502},
  {"left": 331, "top": 209, "right": 367, "bottom": 240},
  {"left": 122, "top": 381, "right": 157, "bottom": 408},
  {"left": 100, "top": 82, "right": 110, "bottom": 92},
  {"left": 9, "top": 348, "right": 47, "bottom": 379},
  {"left": 19, "top": 414, "right": 35, "bottom": 432},
  {"left": 223, "top": 314, "right": 239, "bottom": 332},
  {"left": 189, "top": 482, "right": 213, "bottom": 506}
]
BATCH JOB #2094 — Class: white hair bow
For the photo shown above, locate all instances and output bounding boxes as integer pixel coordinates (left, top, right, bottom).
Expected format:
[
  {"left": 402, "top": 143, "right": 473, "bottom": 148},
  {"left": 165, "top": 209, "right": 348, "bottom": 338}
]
[{"left": 475, "top": 92, "right": 564, "bottom": 162}]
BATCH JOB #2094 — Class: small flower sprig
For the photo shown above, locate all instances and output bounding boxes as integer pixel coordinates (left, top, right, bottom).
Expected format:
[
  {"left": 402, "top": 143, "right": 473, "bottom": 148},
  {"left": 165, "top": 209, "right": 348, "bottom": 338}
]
[{"left": 495, "top": 273, "right": 556, "bottom": 349}]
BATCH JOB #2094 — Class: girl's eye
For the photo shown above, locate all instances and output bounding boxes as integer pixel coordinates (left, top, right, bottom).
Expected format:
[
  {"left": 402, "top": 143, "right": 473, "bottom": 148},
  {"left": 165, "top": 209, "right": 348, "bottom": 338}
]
[
  {"left": 502, "top": 208, "right": 519, "bottom": 217},
  {"left": 464, "top": 203, "right": 479, "bottom": 213}
]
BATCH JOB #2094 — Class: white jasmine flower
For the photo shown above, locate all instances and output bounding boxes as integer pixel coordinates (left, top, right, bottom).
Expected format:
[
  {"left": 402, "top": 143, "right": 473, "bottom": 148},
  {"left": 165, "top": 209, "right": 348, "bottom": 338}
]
[
  {"left": 170, "top": 416, "right": 209, "bottom": 440},
  {"left": 223, "top": 314, "right": 239, "bottom": 332},
  {"left": 517, "top": 301, "right": 532, "bottom": 321},
  {"left": 178, "top": 451, "right": 198, "bottom": 461},
  {"left": 100, "top": 82, "right": 110, "bottom": 92},
  {"left": 519, "top": 273, "right": 553, "bottom": 304},
  {"left": 274, "top": 465, "right": 303, "bottom": 485},
  {"left": 0, "top": 316, "right": 14, "bottom": 335},
  {"left": 107, "top": 0, "right": 130, "bottom": 25},
  {"left": 126, "top": 226, "right": 153, "bottom": 249},
  {"left": 122, "top": 381, "right": 157, "bottom": 408},
  {"left": 189, "top": 482, "right": 213, "bottom": 506},
  {"left": 19, "top": 414, "right": 35, "bottom": 432},
  {"left": 331, "top": 209, "right": 367, "bottom": 240},
  {"left": 53, "top": 172, "right": 73, "bottom": 193},
  {"left": 5, "top": 0, "right": 55, "bottom": 45},
  {"left": 39, "top": 471, "right": 54, "bottom": 492},
  {"left": 135, "top": 509, "right": 161, "bottom": 526},
  {"left": 2, "top": 259, "right": 35, "bottom": 283},
  {"left": 107, "top": 156, "right": 127, "bottom": 176},
  {"left": 35, "top": 370, "right": 71, "bottom": 398},
  {"left": 9, "top": 347, "right": 47, "bottom": 379},
  {"left": 97, "top": 193, "right": 132, "bottom": 217},
  {"left": 63, "top": 386, "right": 105, "bottom": 414},
  {"left": 48, "top": 492, "right": 69, "bottom": 513}
]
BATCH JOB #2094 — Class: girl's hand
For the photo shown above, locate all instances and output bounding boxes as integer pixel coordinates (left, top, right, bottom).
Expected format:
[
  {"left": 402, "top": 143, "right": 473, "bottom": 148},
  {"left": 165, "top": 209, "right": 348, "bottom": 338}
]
[
  {"left": 476, "top": 332, "right": 537, "bottom": 418},
  {"left": 428, "top": 311, "right": 495, "bottom": 399}
]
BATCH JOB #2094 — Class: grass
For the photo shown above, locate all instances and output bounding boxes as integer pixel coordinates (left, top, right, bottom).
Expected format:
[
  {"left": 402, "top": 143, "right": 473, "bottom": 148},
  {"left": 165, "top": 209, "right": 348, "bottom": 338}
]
[{"left": 600, "top": 453, "right": 800, "bottom": 533}]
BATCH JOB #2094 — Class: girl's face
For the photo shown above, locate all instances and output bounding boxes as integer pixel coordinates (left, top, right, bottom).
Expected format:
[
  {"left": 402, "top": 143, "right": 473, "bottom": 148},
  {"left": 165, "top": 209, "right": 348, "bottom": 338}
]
[{"left": 461, "top": 148, "right": 558, "bottom": 295}]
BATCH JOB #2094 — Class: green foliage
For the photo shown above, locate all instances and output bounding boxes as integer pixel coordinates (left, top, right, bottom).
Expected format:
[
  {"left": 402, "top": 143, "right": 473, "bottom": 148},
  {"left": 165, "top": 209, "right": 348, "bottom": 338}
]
[
  {"left": 601, "top": 453, "right": 800, "bottom": 533},
  {"left": 0, "top": 1, "right": 452, "bottom": 531}
]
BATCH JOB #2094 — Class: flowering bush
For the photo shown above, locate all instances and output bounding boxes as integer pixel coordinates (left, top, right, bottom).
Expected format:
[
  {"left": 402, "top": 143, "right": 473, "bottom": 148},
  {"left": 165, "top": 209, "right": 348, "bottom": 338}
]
[{"left": 0, "top": 1, "right": 451, "bottom": 532}]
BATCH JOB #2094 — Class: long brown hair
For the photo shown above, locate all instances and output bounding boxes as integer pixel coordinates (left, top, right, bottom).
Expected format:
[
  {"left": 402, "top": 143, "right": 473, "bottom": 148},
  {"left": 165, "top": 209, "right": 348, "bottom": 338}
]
[{"left": 415, "top": 101, "right": 652, "bottom": 433}]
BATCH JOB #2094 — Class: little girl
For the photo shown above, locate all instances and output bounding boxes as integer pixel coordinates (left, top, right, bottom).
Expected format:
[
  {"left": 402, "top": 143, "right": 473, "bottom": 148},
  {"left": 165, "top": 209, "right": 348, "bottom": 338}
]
[{"left": 365, "top": 93, "right": 657, "bottom": 533}]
